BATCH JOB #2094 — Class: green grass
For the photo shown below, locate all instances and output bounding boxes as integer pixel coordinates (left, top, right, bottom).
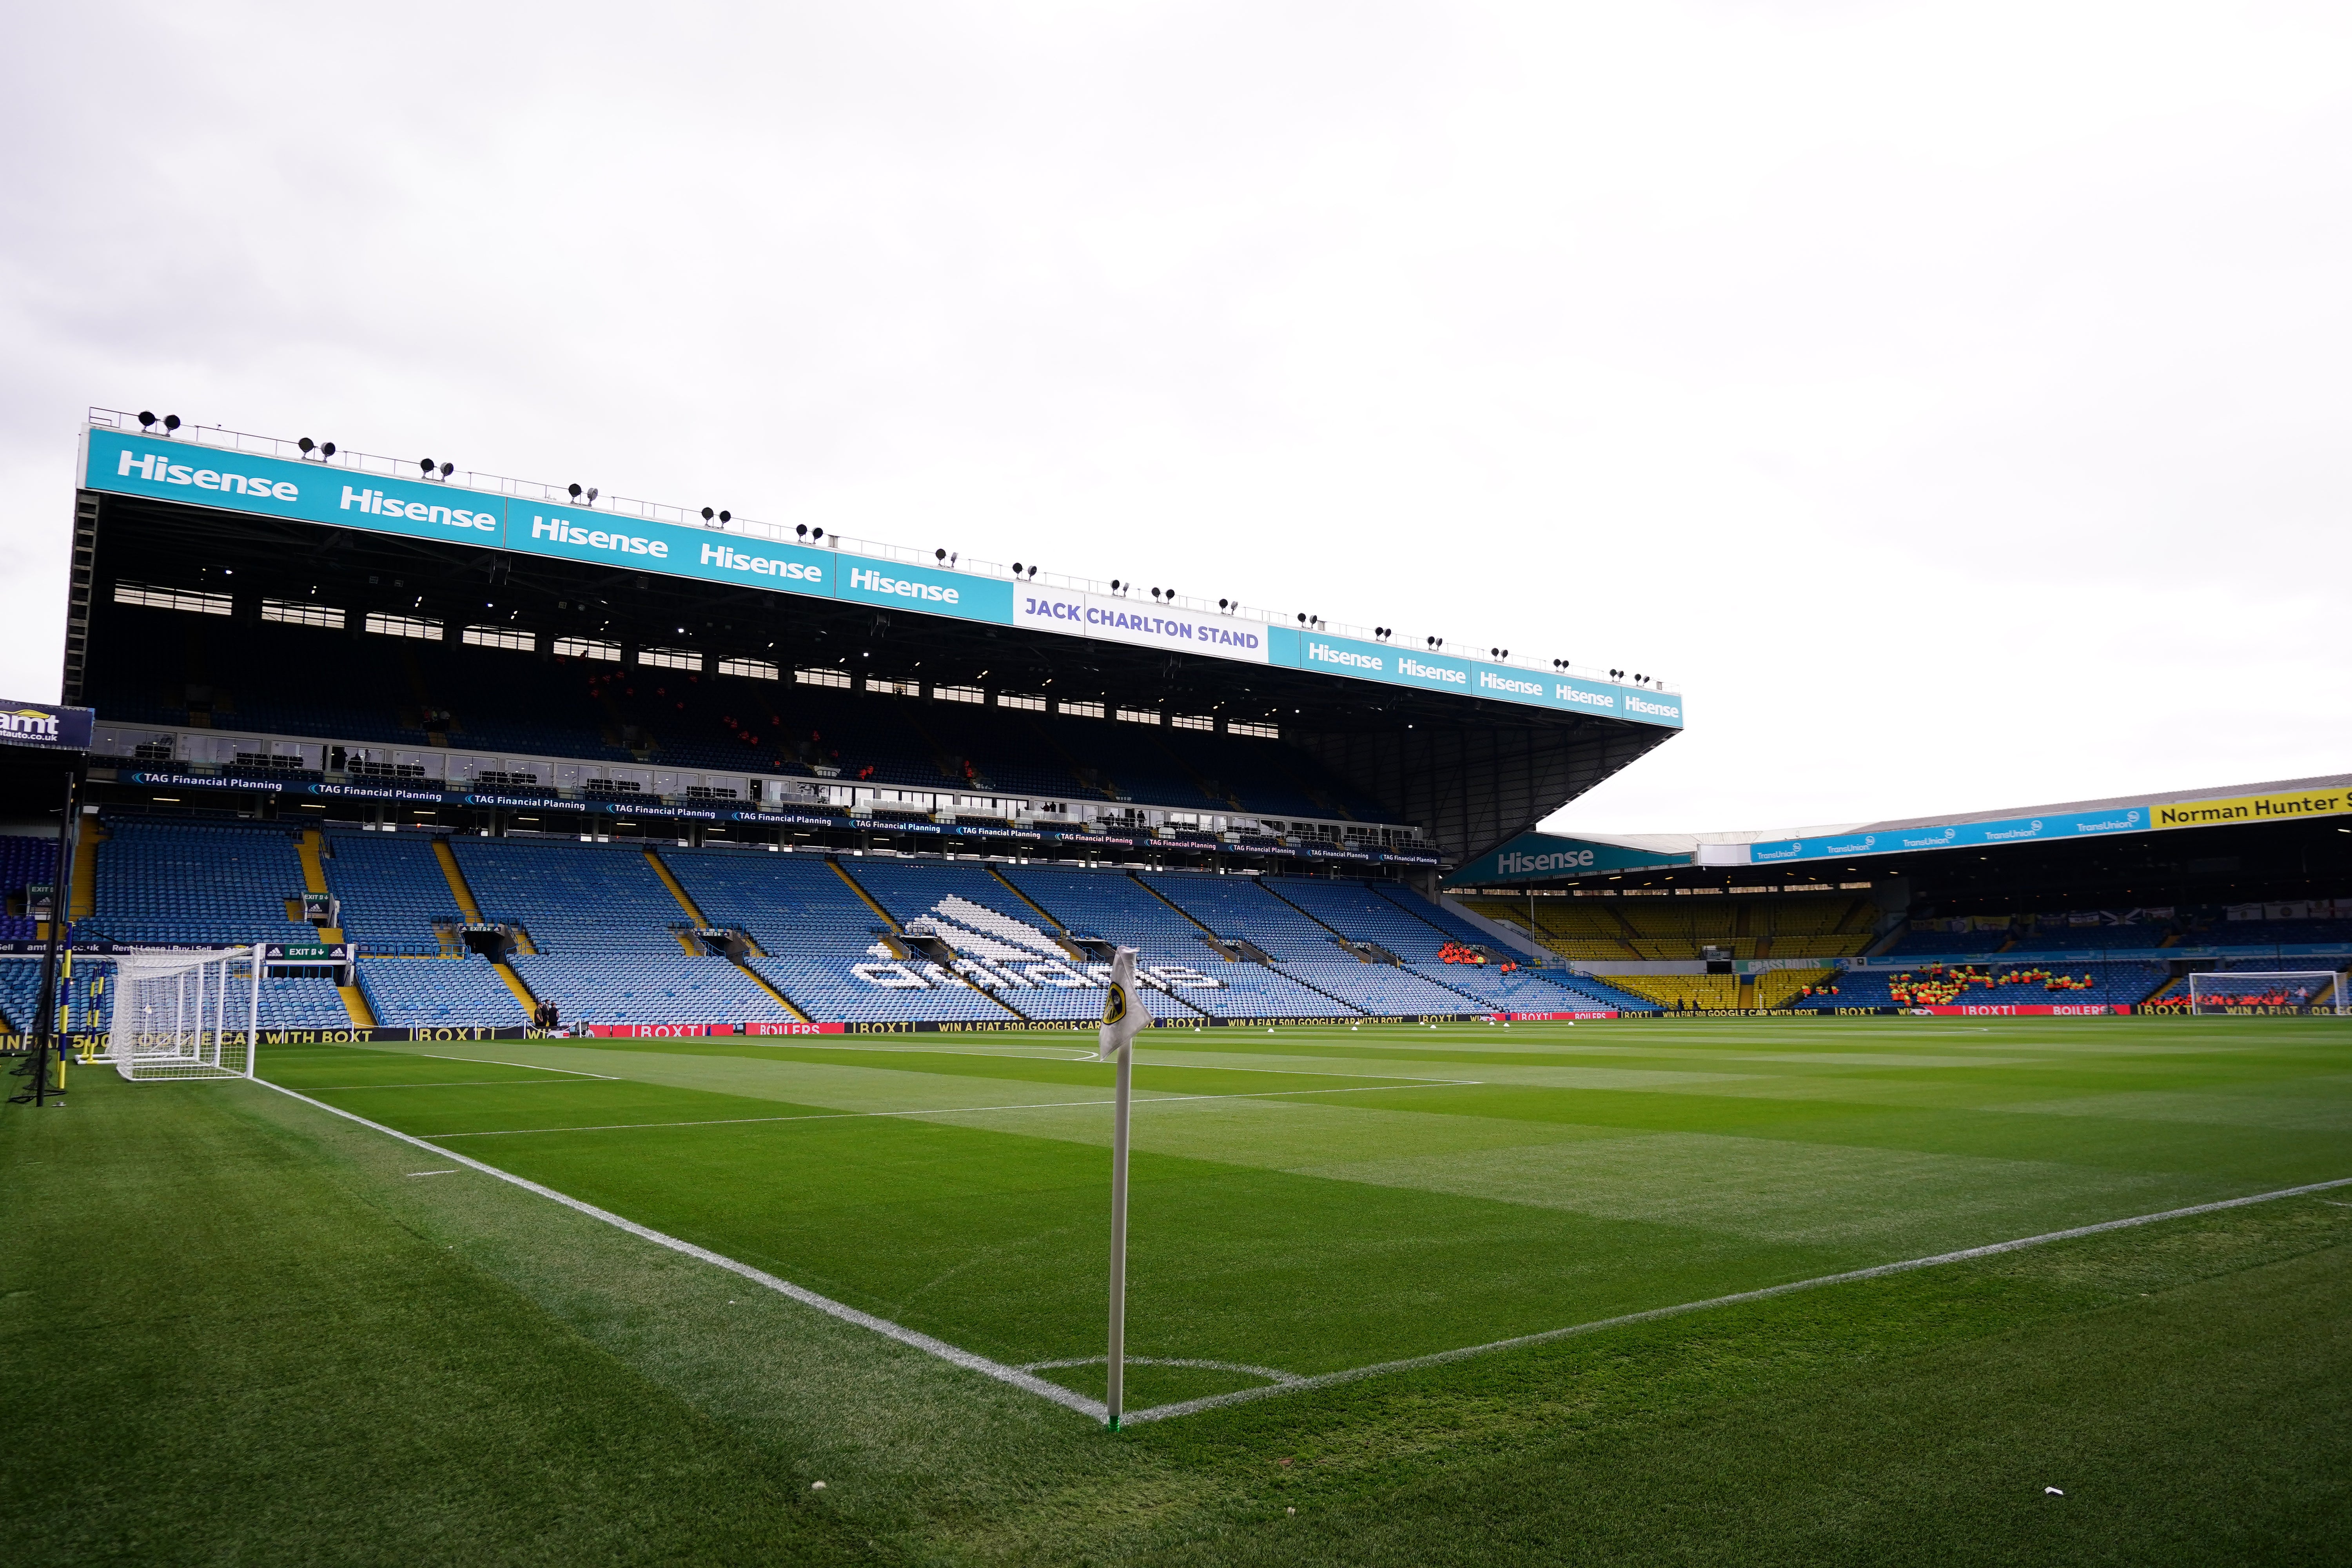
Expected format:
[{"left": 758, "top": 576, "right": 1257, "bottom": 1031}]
[{"left": 7, "top": 1015, "right": 2351, "bottom": 1563}]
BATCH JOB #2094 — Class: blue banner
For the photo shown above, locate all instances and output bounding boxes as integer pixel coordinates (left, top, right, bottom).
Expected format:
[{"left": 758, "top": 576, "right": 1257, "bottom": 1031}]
[
  {"left": 1443, "top": 831, "right": 1691, "bottom": 887},
  {"left": 836, "top": 557, "right": 1014, "bottom": 621},
  {"left": 1745, "top": 804, "right": 2150, "bottom": 866},
  {"left": 1268, "top": 628, "right": 1678, "bottom": 729}
]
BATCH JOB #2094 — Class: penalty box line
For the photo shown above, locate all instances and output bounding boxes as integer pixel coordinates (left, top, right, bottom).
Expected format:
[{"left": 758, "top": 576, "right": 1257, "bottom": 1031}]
[
  {"left": 251, "top": 1078, "right": 1113, "bottom": 1423},
  {"left": 1118, "top": 1171, "right": 2352, "bottom": 1425}
]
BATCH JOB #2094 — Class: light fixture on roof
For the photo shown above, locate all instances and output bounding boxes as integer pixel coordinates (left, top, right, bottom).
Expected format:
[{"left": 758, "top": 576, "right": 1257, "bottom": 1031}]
[
  {"left": 297, "top": 437, "right": 336, "bottom": 461},
  {"left": 798, "top": 524, "right": 811, "bottom": 539}
]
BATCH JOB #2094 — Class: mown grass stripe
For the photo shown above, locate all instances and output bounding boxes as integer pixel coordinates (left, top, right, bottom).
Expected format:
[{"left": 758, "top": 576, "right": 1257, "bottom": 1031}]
[
  {"left": 1119, "top": 1172, "right": 2352, "bottom": 1424},
  {"left": 414, "top": 1079, "right": 1483, "bottom": 1140},
  {"left": 252, "top": 1077, "right": 1112, "bottom": 1421}
]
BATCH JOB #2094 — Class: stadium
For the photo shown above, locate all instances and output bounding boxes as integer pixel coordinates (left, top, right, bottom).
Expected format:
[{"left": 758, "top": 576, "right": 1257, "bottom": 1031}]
[{"left": 8, "top": 407, "right": 2350, "bottom": 1564}]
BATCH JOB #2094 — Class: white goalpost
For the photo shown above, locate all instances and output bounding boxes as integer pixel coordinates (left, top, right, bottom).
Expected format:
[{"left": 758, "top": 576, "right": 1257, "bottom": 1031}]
[
  {"left": 2186, "top": 969, "right": 2348, "bottom": 1016},
  {"left": 106, "top": 946, "right": 261, "bottom": 1080}
]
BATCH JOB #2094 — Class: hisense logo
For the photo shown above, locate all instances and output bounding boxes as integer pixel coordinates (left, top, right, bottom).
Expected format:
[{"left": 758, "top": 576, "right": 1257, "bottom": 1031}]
[
  {"left": 1309, "top": 641, "right": 1382, "bottom": 670},
  {"left": 1498, "top": 847, "right": 1595, "bottom": 873},
  {"left": 849, "top": 566, "right": 960, "bottom": 604},
  {"left": 701, "top": 542, "right": 822, "bottom": 583},
  {"left": 526, "top": 514, "right": 665, "bottom": 555},
  {"left": 118, "top": 449, "right": 298, "bottom": 502},
  {"left": 350, "top": 486, "right": 498, "bottom": 533}
]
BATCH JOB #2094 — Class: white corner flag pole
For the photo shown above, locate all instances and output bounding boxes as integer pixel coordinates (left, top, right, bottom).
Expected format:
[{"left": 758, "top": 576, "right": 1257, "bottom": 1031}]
[{"left": 1099, "top": 946, "right": 1144, "bottom": 1430}]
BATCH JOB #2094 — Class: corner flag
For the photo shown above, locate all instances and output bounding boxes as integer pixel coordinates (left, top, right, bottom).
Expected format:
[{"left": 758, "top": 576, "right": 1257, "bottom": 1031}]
[
  {"left": 1098, "top": 946, "right": 1143, "bottom": 1428},
  {"left": 1099, "top": 946, "right": 1144, "bottom": 1060}
]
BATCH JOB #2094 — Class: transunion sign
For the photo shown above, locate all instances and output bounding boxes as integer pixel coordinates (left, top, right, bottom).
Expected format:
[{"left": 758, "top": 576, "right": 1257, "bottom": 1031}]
[{"left": 81, "top": 426, "right": 1678, "bottom": 729}]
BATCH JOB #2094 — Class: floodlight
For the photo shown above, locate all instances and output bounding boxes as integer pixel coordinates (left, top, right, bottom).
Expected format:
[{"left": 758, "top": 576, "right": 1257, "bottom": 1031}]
[
  {"left": 1025, "top": 565, "right": 1036, "bottom": 579},
  {"left": 720, "top": 510, "right": 732, "bottom": 523},
  {"left": 570, "top": 483, "right": 584, "bottom": 501},
  {"left": 701, "top": 506, "right": 715, "bottom": 521},
  {"left": 441, "top": 462, "right": 455, "bottom": 480},
  {"left": 1013, "top": 561, "right": 1024, "bottom": 573},
  {"left": 162, "top": 414, "right": 181, "bottom": 433},
  {"left": 584, "top": 486, "right": 597, "bottom": 503},
  {"left": 813, "top": 527, "right": 825, "bottom": 539},
  {"left": 321, "top": 442, "right": 336, "bottom": 458},
  {"left": 419, "top": 458, "right": 436, "bottom": 477},
  {"left": 1218, "top": 598, "right": 1229, "bottom": 610},
  {"left": 937, "top": 548, "right": 948, "bottom": 561},
  {"left": 1112, "top": 579, "right": 1123, "bottom": 591},
  {"left": 799, "top": 525, "right": 811, "bottom": 539},
  {"left": 298, "top": 437, "right": 316, "bottom": 456}
]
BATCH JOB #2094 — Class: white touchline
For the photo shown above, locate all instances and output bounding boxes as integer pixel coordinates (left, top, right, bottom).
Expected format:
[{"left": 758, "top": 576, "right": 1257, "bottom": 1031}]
[
  {"left": 416, "top": 1080, "right": 1484, "bottom": 1140},
  {"left": 405, "top": 1169, "right": 459, "bottom": 1177},
  {"left": 417, "top": 1053, "right": 618, "bottom": 1079},
  {"left": 252, "top": 1078, "right": 1110, "bottom": 1422},
  {"left": 1115, "top": 1172, "right": 2352, "bottom": 1425},
  {"left": 247, "top": 1074, "right": 2352, "bottom": 1432}
]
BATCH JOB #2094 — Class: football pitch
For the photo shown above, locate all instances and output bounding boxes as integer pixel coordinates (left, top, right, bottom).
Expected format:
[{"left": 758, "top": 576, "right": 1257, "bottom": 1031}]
[{"left": 11, "top": 1014, "right": 2352, "bottom": 1564}]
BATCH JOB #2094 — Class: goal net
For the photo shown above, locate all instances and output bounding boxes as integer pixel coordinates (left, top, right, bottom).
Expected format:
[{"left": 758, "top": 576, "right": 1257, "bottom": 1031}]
[
  {"left": 107, "top": 946, "right": 260, "bottom": 1080},
  {"left": 2186, "top": 969, "right": 2347, "bottom": 1016}
]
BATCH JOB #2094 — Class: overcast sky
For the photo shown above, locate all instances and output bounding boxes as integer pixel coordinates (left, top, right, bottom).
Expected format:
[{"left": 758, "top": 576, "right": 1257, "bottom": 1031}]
[{"left": 4, "top": 4, "right": 2347, "bottom": 835}]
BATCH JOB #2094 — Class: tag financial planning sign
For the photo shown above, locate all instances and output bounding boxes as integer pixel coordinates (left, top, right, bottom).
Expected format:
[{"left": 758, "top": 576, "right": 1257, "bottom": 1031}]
[{"left": 82, "top": 427, "right": 1678, "bottom": 730}]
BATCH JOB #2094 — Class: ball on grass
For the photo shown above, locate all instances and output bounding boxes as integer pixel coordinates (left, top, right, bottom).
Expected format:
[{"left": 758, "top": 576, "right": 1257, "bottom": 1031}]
[{"left": 812, "top": 1481, "right": 827, "bottom": 1490}]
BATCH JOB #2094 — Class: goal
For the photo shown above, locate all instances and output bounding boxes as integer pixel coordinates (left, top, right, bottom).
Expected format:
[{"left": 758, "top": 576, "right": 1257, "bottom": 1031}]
[
  {"left": 107, "top": 946, "right": 260, "bottom": 1080},
  {"left": 2186, "top": 969, "right": 2347, "bottom": 1016}
]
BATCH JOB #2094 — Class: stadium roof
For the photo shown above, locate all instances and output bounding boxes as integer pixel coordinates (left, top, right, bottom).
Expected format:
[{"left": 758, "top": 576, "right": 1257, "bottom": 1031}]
[
  {"left": 1454, "top": 773, "right": 2352, "bottom": 887},
  {"left": 67, "top": 409, "right": 1690, "bottom": 863}
]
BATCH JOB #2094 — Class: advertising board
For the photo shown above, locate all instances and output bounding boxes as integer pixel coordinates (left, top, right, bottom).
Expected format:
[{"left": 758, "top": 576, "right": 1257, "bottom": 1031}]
[{"left": 0, "top": 698, "right": 95, "bottom": 753}]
